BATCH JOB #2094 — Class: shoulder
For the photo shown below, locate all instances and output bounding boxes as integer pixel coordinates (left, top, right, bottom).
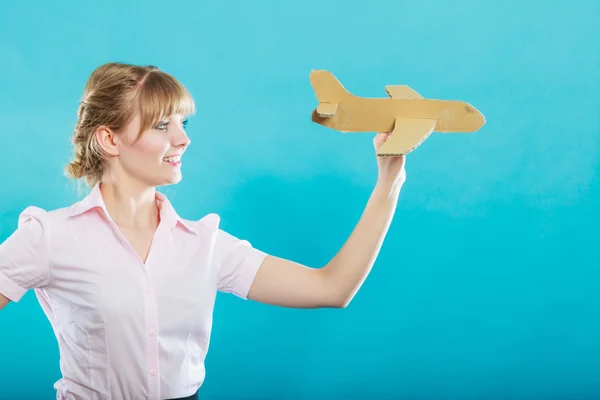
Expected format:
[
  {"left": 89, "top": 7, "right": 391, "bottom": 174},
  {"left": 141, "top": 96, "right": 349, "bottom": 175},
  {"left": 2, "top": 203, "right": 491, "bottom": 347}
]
[
  {"left": 195, "top": 213, "right": 221, "bottom": 231},
  {"left": 185, "top": 213, "right": 263, "bottom": 255},
  {"left": 174, "top": 212, "right": 222, "bottom": 236},
  {"left": 15, "top": 202, "right": 82, "bottom": 236},
  {"left": 179, "top": 212, "right": 245, "bottom": 245}
]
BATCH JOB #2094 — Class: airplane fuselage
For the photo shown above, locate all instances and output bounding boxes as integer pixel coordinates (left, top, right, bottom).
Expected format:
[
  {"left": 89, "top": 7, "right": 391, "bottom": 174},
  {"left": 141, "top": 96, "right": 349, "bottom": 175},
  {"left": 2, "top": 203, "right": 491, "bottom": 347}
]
[{"left": 312, "top": 96, "right": 485, "bottom": 133}]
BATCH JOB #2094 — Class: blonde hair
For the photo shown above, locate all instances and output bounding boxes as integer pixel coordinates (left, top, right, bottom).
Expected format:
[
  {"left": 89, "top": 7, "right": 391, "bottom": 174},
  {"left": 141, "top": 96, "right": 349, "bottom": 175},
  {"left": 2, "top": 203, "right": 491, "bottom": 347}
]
[{"left": 65, "top": 62, "right": 196, "bottom": 187}]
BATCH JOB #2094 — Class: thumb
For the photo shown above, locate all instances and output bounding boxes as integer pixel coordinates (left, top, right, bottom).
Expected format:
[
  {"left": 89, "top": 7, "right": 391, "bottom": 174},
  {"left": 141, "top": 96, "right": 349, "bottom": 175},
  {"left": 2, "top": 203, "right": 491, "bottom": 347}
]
[{"left": 373, "top": 132, "right": 390, "bottom": 150}]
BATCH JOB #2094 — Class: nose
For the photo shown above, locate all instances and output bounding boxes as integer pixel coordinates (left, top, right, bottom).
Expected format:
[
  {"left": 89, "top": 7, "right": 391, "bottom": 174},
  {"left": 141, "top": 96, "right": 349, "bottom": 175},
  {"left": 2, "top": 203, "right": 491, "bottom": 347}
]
[
  {"left": 463, "top": 103, "right": 486, "bottom": 132},
  {"left": 173, "top": 126, "right": 191, "bottom": 148},
  {"left": 470, "top": 107, "right": 486, "bottom": 130}
]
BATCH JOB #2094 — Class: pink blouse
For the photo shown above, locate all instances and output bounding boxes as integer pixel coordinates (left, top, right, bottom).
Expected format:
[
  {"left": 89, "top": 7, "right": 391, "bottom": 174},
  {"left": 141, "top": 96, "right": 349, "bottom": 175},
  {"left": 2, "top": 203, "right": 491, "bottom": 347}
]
[{"left": 0, "top": 183, "right": 268, "bottom": 399}]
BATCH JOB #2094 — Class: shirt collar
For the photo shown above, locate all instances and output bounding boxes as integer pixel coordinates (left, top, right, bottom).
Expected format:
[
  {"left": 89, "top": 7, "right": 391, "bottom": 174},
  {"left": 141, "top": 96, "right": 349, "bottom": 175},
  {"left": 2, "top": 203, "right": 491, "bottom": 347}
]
[{"left": 68, "top": 182, "right": 198, "bottom": 235}]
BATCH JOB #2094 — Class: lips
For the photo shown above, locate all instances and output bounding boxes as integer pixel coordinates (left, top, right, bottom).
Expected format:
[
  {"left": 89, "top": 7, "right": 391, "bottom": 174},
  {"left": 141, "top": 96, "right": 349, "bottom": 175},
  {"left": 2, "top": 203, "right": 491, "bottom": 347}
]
[{"left": 163, "top": 155, "right": 182, "bottom": 163}]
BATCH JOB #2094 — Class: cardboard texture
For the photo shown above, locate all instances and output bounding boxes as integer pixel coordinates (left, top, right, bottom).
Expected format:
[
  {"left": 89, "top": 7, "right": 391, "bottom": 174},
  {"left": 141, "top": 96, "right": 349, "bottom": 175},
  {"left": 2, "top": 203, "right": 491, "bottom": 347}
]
[{"left": 310, "top": 70, "right": 486, "bottom": 156}]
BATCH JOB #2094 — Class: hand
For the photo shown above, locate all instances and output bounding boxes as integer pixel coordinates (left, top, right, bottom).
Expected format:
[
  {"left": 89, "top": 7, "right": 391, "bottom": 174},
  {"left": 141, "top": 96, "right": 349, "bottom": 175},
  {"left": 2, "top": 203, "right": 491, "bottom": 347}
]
[{"left": 373, "top": 132, "right": 407, "bottom": 194}]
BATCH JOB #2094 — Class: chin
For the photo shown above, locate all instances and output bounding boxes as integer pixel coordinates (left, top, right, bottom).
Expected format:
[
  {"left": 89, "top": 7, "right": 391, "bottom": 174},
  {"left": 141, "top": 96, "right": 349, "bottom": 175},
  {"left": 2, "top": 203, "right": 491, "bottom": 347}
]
[
  {"left": 161, "top": 179, "right": 181, "bottom": 187},
  {"left": 151, "top": 173, "right": 183, "bottom": 188},
  {"left": 165, "top": 173, "right": 183, "bottom": 185}
]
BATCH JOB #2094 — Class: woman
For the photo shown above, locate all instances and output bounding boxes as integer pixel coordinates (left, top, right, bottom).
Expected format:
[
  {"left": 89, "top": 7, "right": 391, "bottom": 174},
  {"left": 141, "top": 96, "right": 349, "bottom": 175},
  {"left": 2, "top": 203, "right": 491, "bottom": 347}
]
[{"left": 0, "top": 62, "right": 406, "bottom": 400}]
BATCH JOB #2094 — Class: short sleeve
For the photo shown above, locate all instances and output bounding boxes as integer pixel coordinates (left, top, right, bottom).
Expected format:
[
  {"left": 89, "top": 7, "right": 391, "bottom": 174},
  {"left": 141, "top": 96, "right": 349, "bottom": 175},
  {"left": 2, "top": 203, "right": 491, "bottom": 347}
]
[
  {"left": 215, "top": 229, "right": 268, "bottom": 300},
  {"left": 0, "top": 206, "right": 50, "bottom": 302}
]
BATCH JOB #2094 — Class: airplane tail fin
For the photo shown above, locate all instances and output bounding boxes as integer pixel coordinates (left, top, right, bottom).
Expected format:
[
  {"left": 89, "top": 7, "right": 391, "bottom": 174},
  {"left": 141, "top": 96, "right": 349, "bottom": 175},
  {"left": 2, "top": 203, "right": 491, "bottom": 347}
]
[{"left": 309, "top": 70, "right": 350, "bottom": 104}]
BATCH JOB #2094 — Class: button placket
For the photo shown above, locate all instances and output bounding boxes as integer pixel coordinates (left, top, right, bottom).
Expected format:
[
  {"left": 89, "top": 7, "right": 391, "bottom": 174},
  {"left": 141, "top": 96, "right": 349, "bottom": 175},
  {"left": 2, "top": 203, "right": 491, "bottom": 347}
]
[{"left": 144, "top": 258, "right": 160, "bottom": 399}]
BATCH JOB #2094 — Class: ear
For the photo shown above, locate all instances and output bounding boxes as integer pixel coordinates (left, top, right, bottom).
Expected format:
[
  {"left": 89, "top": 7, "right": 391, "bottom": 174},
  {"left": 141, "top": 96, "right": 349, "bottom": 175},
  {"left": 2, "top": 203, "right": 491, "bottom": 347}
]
[{"left": 95, "top": 126, "right": 120, "bottom": 157}]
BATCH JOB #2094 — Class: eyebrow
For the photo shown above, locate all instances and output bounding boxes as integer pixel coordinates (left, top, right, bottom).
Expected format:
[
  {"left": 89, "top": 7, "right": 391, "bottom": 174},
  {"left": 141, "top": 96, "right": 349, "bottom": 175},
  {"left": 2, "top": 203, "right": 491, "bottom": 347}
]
[{"left": 163, "top": 115, "right": 187, "bottom": 121}]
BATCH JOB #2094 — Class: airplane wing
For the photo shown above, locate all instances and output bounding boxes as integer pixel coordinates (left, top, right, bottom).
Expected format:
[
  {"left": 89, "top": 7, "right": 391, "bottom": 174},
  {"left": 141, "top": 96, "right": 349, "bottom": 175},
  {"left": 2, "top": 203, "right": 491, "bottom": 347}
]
[
  {"left": 316, "top": 102, "right": 338, "bottom": 117},
  {"left": 385, "top": 85, "right": 423, "bottom": 100},
  {"left": 377, "top": 117, "right": 437, "bottom": 156}
]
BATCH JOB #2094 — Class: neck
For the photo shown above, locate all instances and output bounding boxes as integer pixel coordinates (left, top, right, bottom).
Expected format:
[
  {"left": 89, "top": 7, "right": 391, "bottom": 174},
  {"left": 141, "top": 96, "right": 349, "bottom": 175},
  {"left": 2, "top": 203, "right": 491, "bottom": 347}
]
[{"left": 99, "top": 177, "right": 160, "bottom": 230}]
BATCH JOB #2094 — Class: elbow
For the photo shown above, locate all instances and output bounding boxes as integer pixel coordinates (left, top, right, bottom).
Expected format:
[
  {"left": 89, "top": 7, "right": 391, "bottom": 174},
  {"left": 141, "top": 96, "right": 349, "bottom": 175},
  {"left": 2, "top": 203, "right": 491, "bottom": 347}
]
[
  {"left": 320, "top": 267, "right": 356, "bottom": 308},
  {"left": 333, "top": 301, "right": 350, "bottom": 309},
  {"left": 330, "top": 294, "right": 354, "bottom": 309},
  {"left": 322, "top": 281, "right": 356, "bottom": 309},
  {"left": 322, "top": 285, "right": 352, "bottom": 308}
]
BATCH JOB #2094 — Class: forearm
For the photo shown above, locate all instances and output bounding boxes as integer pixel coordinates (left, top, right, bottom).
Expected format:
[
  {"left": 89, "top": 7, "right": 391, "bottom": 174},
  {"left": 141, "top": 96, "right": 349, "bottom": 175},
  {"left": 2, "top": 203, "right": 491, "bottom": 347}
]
[
  {"left": 322, "top": 179, "right": 400, "bottom": 307},
  {"left": 0, "top": 292, "right": 9, "bottom": 311}
]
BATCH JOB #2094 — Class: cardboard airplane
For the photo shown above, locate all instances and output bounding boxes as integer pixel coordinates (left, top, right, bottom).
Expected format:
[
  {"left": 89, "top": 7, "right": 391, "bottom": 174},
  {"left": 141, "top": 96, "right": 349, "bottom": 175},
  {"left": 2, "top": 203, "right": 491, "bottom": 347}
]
[{"left": 309, "top": 70, "right": 486, "bottom": 156}]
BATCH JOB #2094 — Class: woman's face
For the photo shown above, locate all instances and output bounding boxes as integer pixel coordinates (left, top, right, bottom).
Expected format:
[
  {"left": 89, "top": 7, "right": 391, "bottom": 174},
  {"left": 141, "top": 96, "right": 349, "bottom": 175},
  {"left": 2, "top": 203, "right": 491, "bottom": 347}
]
[{"left": 98, "top": 111, "right": 191, "bottom": 188}]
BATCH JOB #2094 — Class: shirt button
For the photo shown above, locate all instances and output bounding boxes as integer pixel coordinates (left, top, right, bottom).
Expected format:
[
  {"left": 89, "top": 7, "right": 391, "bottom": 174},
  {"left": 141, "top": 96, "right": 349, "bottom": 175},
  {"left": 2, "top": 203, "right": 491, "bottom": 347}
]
[
  {"left": 149, "top": 329, "right": 156, "bottom": 337},
  {"left": 150, "top": 369, "right": 157, "bottom": 376}
]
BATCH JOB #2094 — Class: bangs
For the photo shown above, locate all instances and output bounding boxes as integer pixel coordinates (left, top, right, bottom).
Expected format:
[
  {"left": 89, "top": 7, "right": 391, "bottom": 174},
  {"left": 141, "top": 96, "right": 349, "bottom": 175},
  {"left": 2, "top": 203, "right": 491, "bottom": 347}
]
[{"left": 135, "top": 71, "right": 196, "bottom": 138}]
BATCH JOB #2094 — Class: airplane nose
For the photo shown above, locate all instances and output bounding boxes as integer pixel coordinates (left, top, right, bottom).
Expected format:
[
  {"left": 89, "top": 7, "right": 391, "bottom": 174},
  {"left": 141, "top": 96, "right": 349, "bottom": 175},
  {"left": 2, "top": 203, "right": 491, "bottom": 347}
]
[
  {"left": 464, "top": 104, "right": 486, "bottom": 131},
  {"left": 473, "top": 108, "right": 486, "bottom": 130}
]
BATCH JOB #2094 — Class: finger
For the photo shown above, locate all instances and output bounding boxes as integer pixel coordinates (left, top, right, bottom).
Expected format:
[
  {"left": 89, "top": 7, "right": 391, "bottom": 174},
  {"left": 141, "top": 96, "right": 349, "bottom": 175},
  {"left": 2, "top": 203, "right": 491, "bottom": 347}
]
[
  {"left": 373, "top": 132, "right": 389, "bottom": 143},
  {"left": 373, "top": 133, "right": 388, "bottom": 149}
]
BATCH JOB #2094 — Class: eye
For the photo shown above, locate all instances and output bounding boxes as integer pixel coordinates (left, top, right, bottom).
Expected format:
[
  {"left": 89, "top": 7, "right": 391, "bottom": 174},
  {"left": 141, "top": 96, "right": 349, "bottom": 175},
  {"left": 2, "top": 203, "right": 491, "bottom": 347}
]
[
  {"left": 156, "top": 121, "right": 169, "bottom": 131},
  {"left": 155, "top": 118, "right": 188, "bottom": 131}
]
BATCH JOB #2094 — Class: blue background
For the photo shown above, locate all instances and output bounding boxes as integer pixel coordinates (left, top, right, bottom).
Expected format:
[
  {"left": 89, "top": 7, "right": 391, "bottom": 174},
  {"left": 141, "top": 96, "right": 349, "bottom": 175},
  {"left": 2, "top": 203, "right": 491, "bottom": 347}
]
[{"left": 1, "top": 0, "right": 599, "bottom": 399}]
